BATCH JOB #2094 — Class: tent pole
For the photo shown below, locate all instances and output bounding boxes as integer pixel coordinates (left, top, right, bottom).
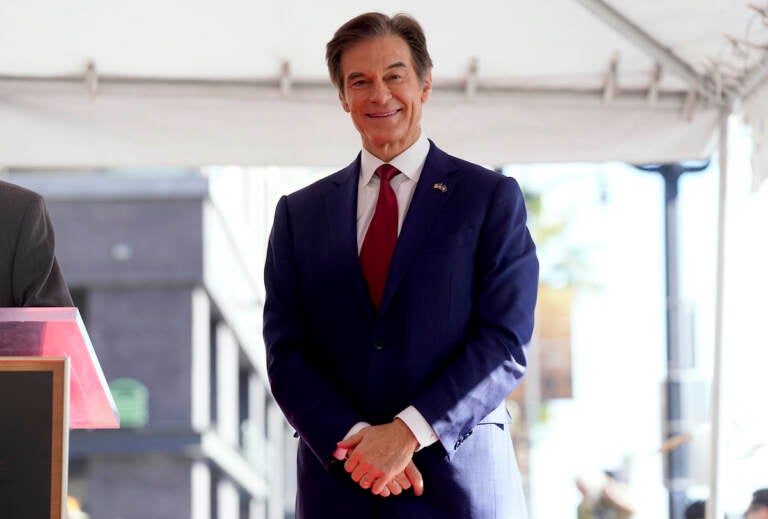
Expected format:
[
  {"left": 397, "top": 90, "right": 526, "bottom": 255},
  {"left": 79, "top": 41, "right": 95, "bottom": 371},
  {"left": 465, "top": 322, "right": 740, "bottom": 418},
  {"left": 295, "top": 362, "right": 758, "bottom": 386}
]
[
  {"left": 634, "top": 160, "right": 707, "bottom": 519},
  {"left": 706, "top": 110, "right": 730, "bottom": 519}
]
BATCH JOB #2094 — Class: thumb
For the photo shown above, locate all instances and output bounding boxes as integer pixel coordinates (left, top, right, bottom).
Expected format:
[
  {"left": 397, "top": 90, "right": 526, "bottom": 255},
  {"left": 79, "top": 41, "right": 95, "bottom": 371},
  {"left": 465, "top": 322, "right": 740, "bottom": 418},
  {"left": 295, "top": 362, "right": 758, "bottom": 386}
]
[
  {"left": 405, "top": 461, "right": 424, "bottom": 496},
  {"left": 336, "top": 431, "right": 364, "bottom": 450}
]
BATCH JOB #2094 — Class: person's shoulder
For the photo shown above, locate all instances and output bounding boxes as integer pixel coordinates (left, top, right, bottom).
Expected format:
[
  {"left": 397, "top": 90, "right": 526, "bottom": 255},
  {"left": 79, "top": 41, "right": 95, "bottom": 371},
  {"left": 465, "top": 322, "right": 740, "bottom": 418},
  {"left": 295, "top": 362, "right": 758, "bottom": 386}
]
[
  {"left": 0, "top": 180, "right": 45, "bottom": 214},
  {"left": 428, "top": 142, "right": 518, "bottom": 188},
  {"left": 0, "top": 180, "right": 43, "bottom": 200}
]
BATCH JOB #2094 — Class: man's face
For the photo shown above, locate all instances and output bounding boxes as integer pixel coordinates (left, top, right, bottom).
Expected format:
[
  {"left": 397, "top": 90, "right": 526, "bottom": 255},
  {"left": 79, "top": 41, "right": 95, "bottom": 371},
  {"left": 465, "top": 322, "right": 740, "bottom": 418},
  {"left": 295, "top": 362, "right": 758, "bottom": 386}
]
[
  {"left": 747, "top": 508, "right": 768, "bottom": 519},
  {"left": 338, "top": 35, "right": 432, "bottom": 162}
]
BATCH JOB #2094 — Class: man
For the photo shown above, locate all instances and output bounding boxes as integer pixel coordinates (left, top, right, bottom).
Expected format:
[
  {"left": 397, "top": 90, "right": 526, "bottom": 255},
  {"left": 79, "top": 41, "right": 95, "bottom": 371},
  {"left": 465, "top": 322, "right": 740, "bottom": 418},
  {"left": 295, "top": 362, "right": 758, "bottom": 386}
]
[
  {"left": 746, "top": 489, "right": 768, "bottom": 519},
  {"left": 0, "top": 180, "right": 73, "bottom": 307},
  {"left": 683, "top": 500, "right": 705, "bottom": 519},
  {"left": 576, "top": 471, "right": 634, "bottom": 519},
  {"left": 263, "top": 12, "right": 538, "bottom": 518}
]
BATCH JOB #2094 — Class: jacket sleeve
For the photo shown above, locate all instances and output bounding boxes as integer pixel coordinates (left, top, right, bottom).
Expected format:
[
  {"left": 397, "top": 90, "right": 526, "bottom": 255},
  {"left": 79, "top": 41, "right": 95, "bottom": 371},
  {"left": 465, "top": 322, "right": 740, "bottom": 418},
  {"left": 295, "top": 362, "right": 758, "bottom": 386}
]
[
  {"left": 263, "top": 195, "right": 363, "bottom": 467},
  {"left": 411, "top": 176, "right": 538, "bottom": 457},
  {"left": 13, "top": 193, "right": 74, "bottom": 307}
]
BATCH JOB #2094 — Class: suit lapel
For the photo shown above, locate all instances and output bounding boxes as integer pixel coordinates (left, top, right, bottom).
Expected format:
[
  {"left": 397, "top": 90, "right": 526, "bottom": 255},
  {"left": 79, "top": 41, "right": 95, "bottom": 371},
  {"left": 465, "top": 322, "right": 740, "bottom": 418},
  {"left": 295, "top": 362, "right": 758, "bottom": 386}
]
[
  {"left": 325, "top": 156, "right": 377, "bottom": 322},
  {"left": 379, "top": 142, "right": 459, "bottom": 314}
]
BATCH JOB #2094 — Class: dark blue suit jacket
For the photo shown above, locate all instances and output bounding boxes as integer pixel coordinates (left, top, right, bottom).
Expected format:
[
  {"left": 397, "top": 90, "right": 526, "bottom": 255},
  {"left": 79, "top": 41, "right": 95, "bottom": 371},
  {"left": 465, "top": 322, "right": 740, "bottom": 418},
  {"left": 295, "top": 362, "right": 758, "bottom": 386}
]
[{"left": 263, "top": 142, "right": 538, "bottom": 518}]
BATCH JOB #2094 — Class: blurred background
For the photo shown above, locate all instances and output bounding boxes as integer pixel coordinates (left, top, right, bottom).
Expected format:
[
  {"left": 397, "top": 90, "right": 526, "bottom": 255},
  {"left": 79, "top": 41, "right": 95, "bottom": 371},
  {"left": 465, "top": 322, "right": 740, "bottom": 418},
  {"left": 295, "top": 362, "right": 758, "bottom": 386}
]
[{"left": 2, "top": 1, "right": 767, "bottom": 518}]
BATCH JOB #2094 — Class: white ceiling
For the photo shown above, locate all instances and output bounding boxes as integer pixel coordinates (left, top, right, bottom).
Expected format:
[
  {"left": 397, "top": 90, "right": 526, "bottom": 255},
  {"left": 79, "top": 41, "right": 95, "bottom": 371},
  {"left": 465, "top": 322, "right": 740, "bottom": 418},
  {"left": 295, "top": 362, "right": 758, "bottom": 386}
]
[{"left": 1, "top": 0, "right": 765, "bottom": 168}]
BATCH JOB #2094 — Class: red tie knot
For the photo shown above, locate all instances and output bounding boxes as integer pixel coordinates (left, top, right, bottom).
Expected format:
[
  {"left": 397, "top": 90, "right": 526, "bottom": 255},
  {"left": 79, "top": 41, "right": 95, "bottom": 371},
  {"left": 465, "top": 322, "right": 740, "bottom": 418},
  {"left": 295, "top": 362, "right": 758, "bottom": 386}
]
[{"left": 375, "top": 164, "right": 400, "bottom": 183}]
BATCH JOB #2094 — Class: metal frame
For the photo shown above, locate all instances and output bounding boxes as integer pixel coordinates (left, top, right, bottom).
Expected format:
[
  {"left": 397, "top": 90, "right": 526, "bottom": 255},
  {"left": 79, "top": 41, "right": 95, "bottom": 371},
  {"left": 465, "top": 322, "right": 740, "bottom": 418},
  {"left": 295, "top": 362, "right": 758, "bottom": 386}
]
[{"left": 574, "top": 0, "right": 731, "bottom": 105}]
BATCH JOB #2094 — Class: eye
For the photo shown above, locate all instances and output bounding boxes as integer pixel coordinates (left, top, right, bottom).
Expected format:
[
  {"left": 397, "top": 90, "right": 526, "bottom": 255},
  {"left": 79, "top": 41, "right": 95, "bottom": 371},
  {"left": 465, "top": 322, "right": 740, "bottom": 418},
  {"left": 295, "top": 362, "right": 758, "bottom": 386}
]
[{"left": 349, "top": 79, "right": 368, "bottom": 88}]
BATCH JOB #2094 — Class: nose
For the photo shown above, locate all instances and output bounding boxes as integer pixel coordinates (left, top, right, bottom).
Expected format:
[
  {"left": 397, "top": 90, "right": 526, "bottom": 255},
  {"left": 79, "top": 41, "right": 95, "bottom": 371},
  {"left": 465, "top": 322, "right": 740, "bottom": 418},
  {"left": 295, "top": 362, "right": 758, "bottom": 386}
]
[{"left": 369, "top": 79, "right": 392, "bottom": 104}]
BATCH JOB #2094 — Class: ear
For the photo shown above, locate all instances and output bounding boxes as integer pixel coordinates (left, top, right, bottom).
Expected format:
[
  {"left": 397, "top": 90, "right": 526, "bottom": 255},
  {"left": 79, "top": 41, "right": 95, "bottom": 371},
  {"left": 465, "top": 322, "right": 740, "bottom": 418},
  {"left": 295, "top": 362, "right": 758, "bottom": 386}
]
[
  {"left": 339, "top": 90, "right": 350, "bottom": 113},
  {"left": 421, "top": 70, "right": 433, "bottom": 103}
]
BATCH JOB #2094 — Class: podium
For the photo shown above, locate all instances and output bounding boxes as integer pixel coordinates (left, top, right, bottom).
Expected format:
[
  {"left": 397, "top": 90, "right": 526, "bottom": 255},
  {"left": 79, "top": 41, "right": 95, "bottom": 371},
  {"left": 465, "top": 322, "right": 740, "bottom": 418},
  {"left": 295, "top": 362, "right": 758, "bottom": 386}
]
[{"left": 0, "top": 307, "right": 118, "bottom": 519}]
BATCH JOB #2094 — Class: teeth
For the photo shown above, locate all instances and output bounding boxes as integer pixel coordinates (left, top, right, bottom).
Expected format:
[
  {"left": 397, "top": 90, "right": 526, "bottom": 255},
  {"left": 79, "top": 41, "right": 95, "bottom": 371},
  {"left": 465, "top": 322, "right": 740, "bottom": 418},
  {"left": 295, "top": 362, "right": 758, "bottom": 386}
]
[{"left": 369, "top": 110, "right": 398, "bottom": 118}]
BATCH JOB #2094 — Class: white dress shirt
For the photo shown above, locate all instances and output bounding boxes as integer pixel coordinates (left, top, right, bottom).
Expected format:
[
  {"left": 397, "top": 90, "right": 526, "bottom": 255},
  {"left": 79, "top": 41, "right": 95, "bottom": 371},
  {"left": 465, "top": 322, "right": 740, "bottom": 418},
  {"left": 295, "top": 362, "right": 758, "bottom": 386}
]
[
  {"left": 356, "top": 131, "right": 428, "bottom": 249},
  {"left": 333, "top": 132, "right": 439, "bottom": 459}
]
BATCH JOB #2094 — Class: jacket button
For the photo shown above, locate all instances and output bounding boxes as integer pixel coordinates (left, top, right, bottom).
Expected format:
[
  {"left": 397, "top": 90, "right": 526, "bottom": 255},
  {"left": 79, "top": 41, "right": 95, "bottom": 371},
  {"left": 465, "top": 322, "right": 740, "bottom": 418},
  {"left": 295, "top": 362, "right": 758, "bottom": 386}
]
[{"left": 373, "top": 340, "right": 385, "bottom": 351}]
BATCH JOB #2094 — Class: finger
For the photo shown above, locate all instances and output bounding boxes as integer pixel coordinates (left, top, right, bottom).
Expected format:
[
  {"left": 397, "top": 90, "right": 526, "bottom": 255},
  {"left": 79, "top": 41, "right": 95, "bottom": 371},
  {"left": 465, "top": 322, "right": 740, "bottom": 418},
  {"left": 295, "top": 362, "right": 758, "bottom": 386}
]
[
  {"left": 386, "top": 479, "right": 403, "bottom": 496},
  {"left": 336, "top": 432, "right": 363, "bottom": 450},
  {"left": 351, "top": 465, "right": 367, "bottom": 483},
  {"left": 375, "top": 477, "right": 398, "bottom": 495},
  {"left": 343, "top": 453, "right": 360, "bottom": 473},
  {"left": 405, "top": 462, "right": 424, "bottom": 496},
  {"left": 332, "top": 446, "right": 348, "bottom": 461},
  {"left": 394, "top": 473, "right": 411, "bottom": 490},
  {"left": 371, "top": 475, "right": 390, "bottom": 495}
]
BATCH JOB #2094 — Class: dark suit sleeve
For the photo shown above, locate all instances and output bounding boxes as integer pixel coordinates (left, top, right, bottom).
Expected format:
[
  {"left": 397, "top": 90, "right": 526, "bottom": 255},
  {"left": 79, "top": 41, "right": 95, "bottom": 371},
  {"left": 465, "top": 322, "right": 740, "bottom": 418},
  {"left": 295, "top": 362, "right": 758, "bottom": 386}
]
[
  {"left": 12, "top": 193, "right": 74, "bottom": 307},
  {"left": 263, "top": 196, "right": 362, "bottom": 467},
  {"left": 411, "top": 176, "right": 538, "bottom": 456}
]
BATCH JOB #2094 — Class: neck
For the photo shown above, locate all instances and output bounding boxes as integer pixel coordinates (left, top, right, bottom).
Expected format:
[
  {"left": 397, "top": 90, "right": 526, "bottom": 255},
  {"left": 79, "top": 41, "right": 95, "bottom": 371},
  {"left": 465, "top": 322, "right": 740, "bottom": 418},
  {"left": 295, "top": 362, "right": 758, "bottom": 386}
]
[{"left": 365, "top": 131, "right": 421, "bottom": 162}]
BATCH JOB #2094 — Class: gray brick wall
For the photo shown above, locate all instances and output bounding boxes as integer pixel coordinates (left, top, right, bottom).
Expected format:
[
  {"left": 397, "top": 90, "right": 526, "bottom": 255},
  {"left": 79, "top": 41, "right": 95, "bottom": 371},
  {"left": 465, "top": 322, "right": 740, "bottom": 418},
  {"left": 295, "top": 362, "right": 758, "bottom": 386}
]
[
  {"left": 86, "top": 286, "right": 195, "bottom": 428},
  {"left": 87, "top": 454, "right": 192, "bottom": 519},
  {"left": 47, "top": 199, "right": 203, "bottom": 287}
]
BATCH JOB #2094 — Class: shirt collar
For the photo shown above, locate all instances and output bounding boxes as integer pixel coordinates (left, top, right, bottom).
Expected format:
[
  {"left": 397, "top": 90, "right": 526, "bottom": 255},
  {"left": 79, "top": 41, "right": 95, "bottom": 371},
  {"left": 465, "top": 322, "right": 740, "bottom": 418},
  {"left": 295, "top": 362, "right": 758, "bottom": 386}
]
[{"left": 360, "top": 132, "right": 430, "bottom": 186}]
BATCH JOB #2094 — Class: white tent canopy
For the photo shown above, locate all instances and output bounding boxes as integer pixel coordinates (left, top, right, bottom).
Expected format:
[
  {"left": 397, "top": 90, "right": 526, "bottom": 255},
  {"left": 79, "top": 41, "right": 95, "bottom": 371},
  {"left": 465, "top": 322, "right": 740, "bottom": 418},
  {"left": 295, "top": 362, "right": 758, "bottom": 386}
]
[{"left": 1, "top": 0, "right": 765, "bottom": 168}]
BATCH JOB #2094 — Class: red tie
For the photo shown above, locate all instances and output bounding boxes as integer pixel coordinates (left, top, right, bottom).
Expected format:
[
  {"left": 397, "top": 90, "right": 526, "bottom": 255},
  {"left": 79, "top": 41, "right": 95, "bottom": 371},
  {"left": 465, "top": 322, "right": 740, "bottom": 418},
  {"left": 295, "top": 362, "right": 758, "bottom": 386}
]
[{"left": 360, "top": 164, "right": 400, "bottom": 310}]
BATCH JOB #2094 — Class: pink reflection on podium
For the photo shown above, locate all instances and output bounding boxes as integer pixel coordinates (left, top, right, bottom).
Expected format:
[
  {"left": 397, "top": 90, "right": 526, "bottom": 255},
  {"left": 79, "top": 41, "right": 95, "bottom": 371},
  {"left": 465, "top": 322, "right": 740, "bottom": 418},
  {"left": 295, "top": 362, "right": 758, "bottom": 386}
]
[{"left": 0, "top": 307, "right": 119, "bottom": 429}]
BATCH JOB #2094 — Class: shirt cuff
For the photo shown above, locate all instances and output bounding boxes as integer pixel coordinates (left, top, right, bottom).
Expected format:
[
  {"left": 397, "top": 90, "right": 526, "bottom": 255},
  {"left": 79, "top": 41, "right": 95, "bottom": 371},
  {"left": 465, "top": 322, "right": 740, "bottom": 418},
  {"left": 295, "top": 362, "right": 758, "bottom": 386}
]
[
  {"left": 332, "top": 421, "right": 370, "bottom": 460},
  {"left": 396, "top": 406, "right": 438, "bottom": 451}
]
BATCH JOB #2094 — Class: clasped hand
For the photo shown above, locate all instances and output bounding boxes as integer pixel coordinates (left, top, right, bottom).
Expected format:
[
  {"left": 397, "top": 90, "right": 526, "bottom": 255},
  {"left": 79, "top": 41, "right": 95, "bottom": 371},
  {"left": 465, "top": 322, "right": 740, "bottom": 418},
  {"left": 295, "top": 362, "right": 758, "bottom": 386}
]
[{"left": 336, "top": 419, "right": 424, "bottom": 498}]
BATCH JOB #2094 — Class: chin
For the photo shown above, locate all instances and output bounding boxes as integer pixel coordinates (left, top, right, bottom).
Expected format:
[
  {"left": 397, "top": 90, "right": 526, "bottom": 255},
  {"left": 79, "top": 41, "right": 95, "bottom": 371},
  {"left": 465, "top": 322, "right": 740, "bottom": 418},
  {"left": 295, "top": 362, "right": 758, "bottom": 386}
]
[{"left": 371, "top": 132, "right": 404, "bottom": 146}]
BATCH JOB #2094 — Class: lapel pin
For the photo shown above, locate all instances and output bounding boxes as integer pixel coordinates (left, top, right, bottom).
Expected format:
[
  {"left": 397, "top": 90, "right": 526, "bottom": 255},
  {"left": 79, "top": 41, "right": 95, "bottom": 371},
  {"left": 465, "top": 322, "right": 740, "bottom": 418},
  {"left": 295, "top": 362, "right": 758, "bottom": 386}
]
[{"left": 433, "top": 182, "right": 448, "bottom": 193}]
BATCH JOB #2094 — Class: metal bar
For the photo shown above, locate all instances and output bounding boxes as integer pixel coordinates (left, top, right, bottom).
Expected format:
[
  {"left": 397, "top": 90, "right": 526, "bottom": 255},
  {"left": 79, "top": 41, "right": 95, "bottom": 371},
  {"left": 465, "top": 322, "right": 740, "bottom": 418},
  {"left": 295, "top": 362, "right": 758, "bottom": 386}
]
[
  {"left": 661, "top": 164, "right": 687, "bottom": 519},
  {"left": 706, "top": 110, "right": 730, "bottom": 519},
  {"left": 574, "top": 0, "right": 728, "bottom": 106},
  {"left": 0, "top": 74, "right": 692, "bottom": 103},
  {"left": 637, "top": 160, "right": 709, "bottom": 519}
]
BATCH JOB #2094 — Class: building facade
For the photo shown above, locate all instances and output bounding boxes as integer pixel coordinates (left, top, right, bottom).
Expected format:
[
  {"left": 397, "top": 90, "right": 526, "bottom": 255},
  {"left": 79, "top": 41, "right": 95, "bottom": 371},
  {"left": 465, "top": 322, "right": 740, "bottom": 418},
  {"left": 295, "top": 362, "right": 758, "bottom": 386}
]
[{"left": 8, "top": 171, "right": 296, "bottom": 519}]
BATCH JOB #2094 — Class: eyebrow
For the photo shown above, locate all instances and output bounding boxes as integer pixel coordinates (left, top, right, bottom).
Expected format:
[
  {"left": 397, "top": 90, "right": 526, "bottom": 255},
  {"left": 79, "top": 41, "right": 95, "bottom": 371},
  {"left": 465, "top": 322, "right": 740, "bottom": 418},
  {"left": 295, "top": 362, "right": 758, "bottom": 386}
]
[
  {"left": 345, "top": 62, "right": 408, "bottom": 82},
  {"left": 386, "top": 61, "right": 407, "bottom": 71}
]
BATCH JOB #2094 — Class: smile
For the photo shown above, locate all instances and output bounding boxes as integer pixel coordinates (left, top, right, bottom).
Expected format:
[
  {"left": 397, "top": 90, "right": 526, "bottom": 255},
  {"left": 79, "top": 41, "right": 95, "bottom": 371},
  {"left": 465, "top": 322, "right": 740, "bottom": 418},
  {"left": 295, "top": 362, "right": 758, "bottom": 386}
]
[{"left": 367, "top": 109, "right": 401, "bottom": 118}]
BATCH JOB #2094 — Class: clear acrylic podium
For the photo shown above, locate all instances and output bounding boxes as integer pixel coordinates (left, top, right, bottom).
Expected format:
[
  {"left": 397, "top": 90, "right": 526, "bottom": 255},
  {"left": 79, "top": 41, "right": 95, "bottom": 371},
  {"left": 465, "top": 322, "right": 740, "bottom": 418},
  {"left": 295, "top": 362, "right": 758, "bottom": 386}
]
[{"left": 0, "top": 307, "right": 119, "bottom": 519}]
